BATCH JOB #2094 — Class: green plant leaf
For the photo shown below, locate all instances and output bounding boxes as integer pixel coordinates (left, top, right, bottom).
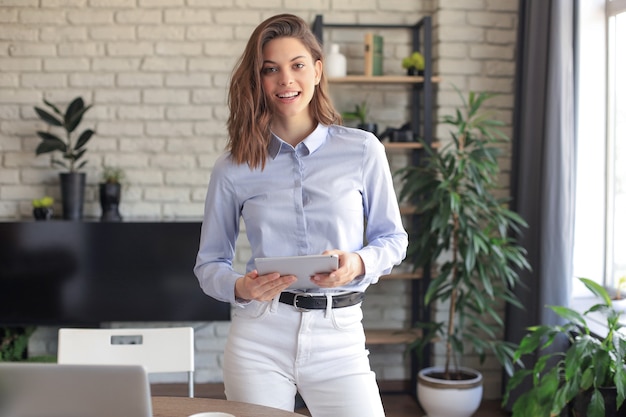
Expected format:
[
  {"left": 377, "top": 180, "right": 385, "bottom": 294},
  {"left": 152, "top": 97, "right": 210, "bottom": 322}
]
[
  {"left": 43, "top": 99, "right": 62, "bottom": 115},
  {"left": 64, "top": 97, "right": 85, "bottom": 132},
  {"left": 35, "top": 132, "right": 66, "bottom": 154},
  {"left": 548, "top": 305, "right": 587, "bottom": 328},
  {"left": 34, "top": 107, "right": 63, "bottom": 126},
  {"left": 588, "top": 388, "right": 605, "bottom": 417},
  {"left": 580, "top": 277, "right": 612, "bottom": 305},
  {"left": 75, "top": 129, "right": 95, "bottom": 150}
]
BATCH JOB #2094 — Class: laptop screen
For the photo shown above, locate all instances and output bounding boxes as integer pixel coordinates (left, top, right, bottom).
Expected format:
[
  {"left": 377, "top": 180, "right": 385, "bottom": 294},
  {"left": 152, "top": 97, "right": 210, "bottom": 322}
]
[{"left": 0, "top": 363, "right": 153, "bottom": 417}]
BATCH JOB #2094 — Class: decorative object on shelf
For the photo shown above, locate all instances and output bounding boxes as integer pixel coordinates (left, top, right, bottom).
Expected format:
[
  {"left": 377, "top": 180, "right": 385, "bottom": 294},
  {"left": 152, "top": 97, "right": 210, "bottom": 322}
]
[
  {"left": 402, "top": 51, "right": 425, "bottom": 76},
  {"left": 31, "top": 196, "right": 54, "bottom": 221},
  {"left": 503, "top": 277, "right": 626, "bottom": 417},
  {"left": 378, "top": 122, "right": 414, "bottom": 142},
  {"left": 99, "top": 166, "right": 124, "bottom": 222},
  {"left": 325, "top": 43, "right": 347, "bottom": 78},
  {"left": 34, "top": 96, "right": 95, "bottom": 221},
  {"left": 341, "top": 100, "right": 378, "bottom": 135},
  {"left": 364, "top": 33, "right": 383, "bottom": 76},
  {"left": 397, "top": 89, "right": 530, "bottom": 415}
]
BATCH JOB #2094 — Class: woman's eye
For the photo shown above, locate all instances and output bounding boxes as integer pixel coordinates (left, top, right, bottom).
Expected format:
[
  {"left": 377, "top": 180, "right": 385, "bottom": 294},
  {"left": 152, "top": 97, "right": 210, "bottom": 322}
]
[
  {"left": 262, "top": 67, "right": 277, "bottom": 74},
  {"left": 294, "top": 63, "right": 305, "bottom": 69}
]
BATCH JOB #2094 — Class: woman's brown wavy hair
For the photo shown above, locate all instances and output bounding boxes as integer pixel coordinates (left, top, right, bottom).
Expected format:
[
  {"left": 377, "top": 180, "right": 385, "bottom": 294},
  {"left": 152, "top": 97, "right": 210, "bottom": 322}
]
[{"left": 227, "top": 13, "right": 341, "bottom": 169}]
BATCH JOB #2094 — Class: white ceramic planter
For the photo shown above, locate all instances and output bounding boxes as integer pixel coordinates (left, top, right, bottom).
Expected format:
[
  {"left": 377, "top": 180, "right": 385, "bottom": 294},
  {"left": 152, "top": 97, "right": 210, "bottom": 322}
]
[{"left": 417, "top": 366, "right": 483, "bottom": 417}]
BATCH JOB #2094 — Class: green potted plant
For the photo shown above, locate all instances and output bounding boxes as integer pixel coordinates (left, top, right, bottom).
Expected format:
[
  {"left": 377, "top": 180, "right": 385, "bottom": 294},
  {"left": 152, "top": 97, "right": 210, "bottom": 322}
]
[
  {"left": 342, "top": 100, "right": 378, "bottom": 136},
  {"left": 503, "top": 277, "right": 626, "bottom": 417},
  {"left": 0, "top": 327, "right": 35, "bottom": 361},
  {"left": 402, "top": 51, "right": 425, "bottom": 76},
  {"left": 397, "top": 89, "right": 530, "bottom": 416},
  {"left": 31, "top": 196, "right": 54, "bottom": 221},
  {"left": 0, "top": 326, "right": 56, "bottom": 363},
  {"left": 34, "top": 96, "right": 95, "bottom": 220},
  {"left": 99, "top": 166, "right": 125, "bottom": 222}
]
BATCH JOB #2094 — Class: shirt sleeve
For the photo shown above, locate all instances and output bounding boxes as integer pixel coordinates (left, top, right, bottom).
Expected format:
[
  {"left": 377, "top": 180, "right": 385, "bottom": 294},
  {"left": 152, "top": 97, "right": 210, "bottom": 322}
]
[
  {"left": 193, "top": 154, "right": 244, "bottom": 305},
  {"left": 353, "top": 135, "right": 409, "bottom": 285}
]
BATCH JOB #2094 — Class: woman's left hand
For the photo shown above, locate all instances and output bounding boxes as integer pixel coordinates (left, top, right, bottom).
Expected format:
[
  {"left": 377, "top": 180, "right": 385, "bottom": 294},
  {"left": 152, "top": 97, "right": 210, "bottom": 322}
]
[{"left": 311, "top": 250, "right": 364, "bottom": 288}]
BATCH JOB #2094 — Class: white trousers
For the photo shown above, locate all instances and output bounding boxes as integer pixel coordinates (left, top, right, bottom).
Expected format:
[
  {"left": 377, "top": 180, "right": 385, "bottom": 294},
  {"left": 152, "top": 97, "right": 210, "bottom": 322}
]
[{"left": 223, "top": 296, "right": 385, "bottom": 417}]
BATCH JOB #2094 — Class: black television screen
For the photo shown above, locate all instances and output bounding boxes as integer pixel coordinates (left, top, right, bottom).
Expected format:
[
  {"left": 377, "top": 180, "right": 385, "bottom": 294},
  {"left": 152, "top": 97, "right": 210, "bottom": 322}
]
[{"left": 0, "top": 221, "right": 230, "bottom": 325}]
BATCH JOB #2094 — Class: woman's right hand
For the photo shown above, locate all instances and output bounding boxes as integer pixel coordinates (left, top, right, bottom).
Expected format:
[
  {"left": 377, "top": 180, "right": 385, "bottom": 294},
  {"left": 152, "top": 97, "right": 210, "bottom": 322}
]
[{"left": 234, "top": 270, "right": 296, "bottom": 301}]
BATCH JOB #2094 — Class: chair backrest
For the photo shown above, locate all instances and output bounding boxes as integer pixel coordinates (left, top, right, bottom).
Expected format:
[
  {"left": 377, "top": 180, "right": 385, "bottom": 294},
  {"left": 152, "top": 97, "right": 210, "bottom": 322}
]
[{"left": 57, "top": 327, "right": 195, "bottom": 397}]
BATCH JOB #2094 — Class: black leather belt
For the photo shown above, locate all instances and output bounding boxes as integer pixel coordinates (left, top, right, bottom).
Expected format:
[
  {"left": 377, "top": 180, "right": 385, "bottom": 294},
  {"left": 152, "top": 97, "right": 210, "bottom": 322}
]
[{"left": 279, "top": 292, "right": 364, "bottom": 311}]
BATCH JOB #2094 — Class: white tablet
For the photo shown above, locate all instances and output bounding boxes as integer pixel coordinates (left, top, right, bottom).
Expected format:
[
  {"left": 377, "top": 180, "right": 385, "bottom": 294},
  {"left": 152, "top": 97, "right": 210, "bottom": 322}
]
[{"left": 254, "top": 254, "right": 339, "bottom": 290}]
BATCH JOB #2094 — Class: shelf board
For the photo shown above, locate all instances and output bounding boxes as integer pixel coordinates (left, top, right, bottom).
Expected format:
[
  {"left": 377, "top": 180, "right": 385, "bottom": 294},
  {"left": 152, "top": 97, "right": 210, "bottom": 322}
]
[
  {"left": 383, "top": 141, "right": 441, "bottom": 150},
  {"left": 328, "top": 75, "right": 442, "bottom": 84},
  {"left": 365, "top": 328, "right": 421, "bottom": 345},
  {"left": 380, "top": 271, "right": 423, "bottom": 280}
]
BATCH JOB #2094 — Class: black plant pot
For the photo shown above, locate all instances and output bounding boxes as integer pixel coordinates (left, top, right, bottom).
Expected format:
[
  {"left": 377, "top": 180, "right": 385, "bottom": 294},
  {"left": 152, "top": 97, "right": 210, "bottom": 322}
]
[
  {"left": 357, "top": 123, "right": 378, "bottom": 136},
  {"left": 33, "top": 207, "right": 53, "bottom": 221},
  {"left": 571, "top": 387, "right": 626, "bottom": 417},
  {"left": 60, "top": 172, "right": 86, "bottom": 221},
  {"left": 407, "top": 67, "right": 424, "bottom": 76},
  {"left": 99, "top": 183, "right": 123, "bottom": 222}
]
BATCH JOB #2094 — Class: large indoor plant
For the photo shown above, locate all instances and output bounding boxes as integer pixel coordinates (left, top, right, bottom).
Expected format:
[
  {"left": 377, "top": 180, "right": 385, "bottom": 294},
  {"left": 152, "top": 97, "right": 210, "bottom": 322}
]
[
  {"left": 35, "top": 96, "right": 95, "bottom": 220},
  {"left": 503, "top": 277, "right": 626, "bottom": 417},
  {"left": 397, "top": 89, "right": 530, "bottom": 416}
]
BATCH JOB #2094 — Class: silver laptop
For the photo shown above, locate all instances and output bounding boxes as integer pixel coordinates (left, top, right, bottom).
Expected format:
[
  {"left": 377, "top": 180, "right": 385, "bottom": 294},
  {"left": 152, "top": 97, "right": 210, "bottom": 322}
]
[{"left": 0, "top": 363, "right": 153, "bottom": 417}]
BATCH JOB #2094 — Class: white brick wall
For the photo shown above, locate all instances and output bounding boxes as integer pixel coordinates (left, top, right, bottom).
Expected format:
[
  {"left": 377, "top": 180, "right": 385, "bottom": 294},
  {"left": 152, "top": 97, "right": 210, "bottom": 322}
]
[{"left": 3, "top": 0, "right": 519, "bottom": 400}]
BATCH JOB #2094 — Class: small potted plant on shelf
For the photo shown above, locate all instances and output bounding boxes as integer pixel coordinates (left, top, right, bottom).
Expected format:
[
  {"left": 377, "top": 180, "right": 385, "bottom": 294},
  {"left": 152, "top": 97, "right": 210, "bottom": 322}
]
[
  {"left": 342, "top": 100, "right": 378, "bottom": 136},
  {"left": 99, "top": 166, "right": 125, "bottom": 222},
  {"left": 402, "top": 51, "right": 425, "bottom": 76},
  {"left": 31, "top": 196, "right": 54, "bottom": 221},
  {"left": 34, "top": 96, "right": 95, "bottom": 221},
  {"left": 396, "top": 88, "right": 530, "bottom": 417},
  {"left": 503, "top": 277, "right": 626, "bottom": 417}
]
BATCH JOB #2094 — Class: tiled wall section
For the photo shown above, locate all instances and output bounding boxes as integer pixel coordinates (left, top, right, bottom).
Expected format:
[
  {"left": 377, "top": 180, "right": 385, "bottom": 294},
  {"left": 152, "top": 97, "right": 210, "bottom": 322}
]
[{"left": 2, "top": 0, "right": 519, "bottom": 399}]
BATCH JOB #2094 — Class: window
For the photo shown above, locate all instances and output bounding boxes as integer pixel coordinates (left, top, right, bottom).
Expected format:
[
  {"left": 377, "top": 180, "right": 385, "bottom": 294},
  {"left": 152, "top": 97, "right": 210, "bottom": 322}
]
[
  {"left": 573, "top": 0, "right": 626, "bottom": 296},
  {"left": 608, "top": 2, "right": 626, "bottom": 289}
]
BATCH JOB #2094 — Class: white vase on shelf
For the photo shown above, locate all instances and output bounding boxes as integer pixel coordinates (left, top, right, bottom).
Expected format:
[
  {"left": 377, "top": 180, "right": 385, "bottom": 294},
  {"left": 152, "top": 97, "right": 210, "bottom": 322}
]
[{"left": 325, "top": 43, "right": 347, "bottom": 78}]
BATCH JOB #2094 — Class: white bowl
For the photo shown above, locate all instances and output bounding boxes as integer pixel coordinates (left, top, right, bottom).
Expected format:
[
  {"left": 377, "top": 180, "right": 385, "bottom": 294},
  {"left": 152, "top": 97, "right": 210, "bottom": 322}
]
[{"left": 188, "top": 413, "right": 235, "bottom": 417}]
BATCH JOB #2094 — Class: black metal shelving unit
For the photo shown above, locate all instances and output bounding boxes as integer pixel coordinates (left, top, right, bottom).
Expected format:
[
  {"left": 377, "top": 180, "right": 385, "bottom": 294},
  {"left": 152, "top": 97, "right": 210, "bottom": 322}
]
[{"left": 312, "top": 14, "right": 437, "bottom": 395}]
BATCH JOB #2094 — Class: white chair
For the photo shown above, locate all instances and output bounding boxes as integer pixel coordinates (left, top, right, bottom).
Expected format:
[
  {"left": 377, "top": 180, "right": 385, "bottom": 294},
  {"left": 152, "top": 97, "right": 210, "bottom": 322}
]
[{"left": 57, "top": 327, "right": 195, "bottom": 397}]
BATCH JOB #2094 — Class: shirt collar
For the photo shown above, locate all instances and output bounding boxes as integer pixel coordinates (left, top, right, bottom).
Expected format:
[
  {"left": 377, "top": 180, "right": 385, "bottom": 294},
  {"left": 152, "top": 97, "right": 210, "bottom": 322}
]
[{"left": 268, "top": 123, "right": 329, "bottom": 159}]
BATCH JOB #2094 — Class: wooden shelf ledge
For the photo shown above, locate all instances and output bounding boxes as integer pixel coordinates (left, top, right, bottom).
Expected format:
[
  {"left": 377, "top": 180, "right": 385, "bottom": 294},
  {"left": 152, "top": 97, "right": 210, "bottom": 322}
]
[
  {"left": 328, "top": 75, "right": 442, "bottom": 84},
  {"left": 380, "top": 272, "right": 423, "bottom": 280},
  {"left": 383, "top": 141, "right": 441, "bottom": 150},
  {"left": 365, "top": 328, "right": 421, "bottom": 345}
]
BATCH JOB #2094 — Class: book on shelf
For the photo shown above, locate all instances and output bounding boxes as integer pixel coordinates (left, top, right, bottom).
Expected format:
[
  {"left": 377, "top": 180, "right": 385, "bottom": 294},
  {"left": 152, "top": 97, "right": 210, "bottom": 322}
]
[{"left": 364, "top": 33, "right": 383, "bottom": 76}]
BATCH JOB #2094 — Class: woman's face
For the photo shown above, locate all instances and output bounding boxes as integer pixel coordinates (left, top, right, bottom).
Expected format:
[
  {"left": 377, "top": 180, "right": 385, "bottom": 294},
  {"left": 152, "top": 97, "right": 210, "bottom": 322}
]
[{"left": 260, "top": 36, "right": 322, "bottom": 122}]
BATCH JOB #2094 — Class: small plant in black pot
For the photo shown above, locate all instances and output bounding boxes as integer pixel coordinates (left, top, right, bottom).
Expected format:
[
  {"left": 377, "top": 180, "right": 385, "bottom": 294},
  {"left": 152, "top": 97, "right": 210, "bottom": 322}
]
[
  {"left": 99, "top": 166, "right": 125, "bottom": 222},
  {"left": 31, "top": 196, "right": 54, "bottom": 221},
  {"left": 342, "top": 100, "right": 378, "bottom": 136},
  {"left": 402, "top": 51, "right": 425, "bottom": 76},
  {"left": 34, "top": 96, "right": 95, "bottom": 220}
]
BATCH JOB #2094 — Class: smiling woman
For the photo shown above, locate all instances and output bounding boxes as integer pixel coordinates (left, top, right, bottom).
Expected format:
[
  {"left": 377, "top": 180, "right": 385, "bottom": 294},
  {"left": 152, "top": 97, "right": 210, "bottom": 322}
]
[
  {"left": 259, "top": 37, "right": 322, "bottom": 143},
  {"left": 193, "top": 13, "right": 408, "bottom": 417},
  {"left": 225, "top": 14, "right": 339, "bottom": 169}
]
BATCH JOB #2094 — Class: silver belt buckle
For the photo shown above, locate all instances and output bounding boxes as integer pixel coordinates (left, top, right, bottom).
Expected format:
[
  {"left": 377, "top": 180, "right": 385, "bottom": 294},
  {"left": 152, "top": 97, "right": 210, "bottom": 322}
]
[{"left": 293, "top": 293, "right": 312, "bottom": 312}]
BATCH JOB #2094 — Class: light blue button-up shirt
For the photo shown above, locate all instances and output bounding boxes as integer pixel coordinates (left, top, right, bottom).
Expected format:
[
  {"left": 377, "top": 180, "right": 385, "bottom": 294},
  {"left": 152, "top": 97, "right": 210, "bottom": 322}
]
[{"left": 194, "top": 123, "right": 408, "bottom": 304}]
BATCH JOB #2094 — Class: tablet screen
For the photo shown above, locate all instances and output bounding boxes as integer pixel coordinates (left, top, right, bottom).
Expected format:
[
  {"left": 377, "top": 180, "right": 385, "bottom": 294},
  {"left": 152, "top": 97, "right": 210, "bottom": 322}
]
[{"left": 254, "top": 254, "right": 339, "bottom": 290}]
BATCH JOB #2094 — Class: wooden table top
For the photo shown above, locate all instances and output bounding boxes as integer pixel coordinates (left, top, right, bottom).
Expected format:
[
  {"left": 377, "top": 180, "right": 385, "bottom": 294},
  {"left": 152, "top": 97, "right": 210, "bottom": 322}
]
[{"left": 152, "top": 396, "right": 305, "bottom": 417}]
